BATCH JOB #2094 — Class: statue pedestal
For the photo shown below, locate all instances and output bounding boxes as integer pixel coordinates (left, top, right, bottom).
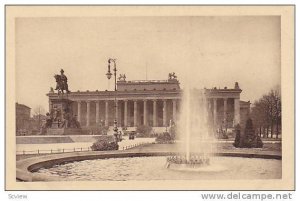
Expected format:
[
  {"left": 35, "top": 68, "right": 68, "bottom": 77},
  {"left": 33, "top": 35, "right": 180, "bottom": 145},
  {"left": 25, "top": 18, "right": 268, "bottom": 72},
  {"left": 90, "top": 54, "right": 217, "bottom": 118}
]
[
  {"left": 51, "top": 121, "right": 60, "bottom": 129},
  {"left": 46, "top": 95, "right": 83, "bottom": 135},
  {"left": 51, "top": 98, "right": 73, "bottom": 116}
]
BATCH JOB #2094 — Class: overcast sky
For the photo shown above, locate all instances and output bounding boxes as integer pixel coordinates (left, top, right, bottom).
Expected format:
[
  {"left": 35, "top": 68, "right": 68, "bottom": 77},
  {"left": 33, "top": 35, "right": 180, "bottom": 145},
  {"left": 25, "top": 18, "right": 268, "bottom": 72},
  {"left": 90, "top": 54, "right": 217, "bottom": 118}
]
[{"left": 15, "top": 16, "right": 280, "bottom": 114}]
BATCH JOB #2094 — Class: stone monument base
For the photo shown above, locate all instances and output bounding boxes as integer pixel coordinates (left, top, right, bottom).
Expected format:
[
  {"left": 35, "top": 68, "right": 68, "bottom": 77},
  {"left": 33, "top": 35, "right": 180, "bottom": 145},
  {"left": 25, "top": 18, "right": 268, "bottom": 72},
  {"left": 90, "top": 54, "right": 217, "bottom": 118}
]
[{"left": 46, "top": 128, "right": 83, "bottom": 135}]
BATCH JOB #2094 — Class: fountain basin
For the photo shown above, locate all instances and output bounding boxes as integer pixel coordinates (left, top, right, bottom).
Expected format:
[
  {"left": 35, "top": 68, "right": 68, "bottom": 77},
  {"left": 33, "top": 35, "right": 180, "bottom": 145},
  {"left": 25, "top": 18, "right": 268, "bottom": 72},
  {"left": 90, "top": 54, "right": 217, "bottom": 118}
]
[
  {"left": 16, "top": 150, "right": 281, "bottom": 182},
  {"left": 35, "top": 156, "right": 280, "bottom": 180}
]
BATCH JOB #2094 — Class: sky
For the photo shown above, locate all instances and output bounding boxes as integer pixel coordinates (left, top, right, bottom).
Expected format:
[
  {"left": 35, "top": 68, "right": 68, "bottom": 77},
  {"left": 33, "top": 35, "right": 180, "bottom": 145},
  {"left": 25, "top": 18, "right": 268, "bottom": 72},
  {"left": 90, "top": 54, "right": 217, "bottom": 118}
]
[{"left": 15, "top": 16, "right": 281, "bottom": 114}]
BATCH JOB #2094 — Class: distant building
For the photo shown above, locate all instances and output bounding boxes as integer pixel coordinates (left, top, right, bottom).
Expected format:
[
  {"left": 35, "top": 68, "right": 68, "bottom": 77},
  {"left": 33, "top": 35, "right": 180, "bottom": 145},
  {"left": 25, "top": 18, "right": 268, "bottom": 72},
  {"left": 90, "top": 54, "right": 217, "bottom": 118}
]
[
  {"left": 15, "top": 102, "right": 32, "bottom": 135},
  {"left": 47, "top": 74, "right": 250, "bottom": 130}
]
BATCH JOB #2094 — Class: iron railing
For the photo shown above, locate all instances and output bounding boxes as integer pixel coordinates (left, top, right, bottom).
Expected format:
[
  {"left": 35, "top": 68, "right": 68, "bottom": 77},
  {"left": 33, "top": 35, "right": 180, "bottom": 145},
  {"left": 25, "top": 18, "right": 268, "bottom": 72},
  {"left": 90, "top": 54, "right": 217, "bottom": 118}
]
[{"left": 16, "top": 142, "right": 153, "bottom": 155}]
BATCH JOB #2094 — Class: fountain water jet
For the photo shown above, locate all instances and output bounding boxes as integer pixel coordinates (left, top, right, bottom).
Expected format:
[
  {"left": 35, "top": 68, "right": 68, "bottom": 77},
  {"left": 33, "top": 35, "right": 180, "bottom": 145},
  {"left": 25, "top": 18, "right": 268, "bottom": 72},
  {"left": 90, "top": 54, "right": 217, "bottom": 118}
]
[{"left": 166, "top": 82, "right": 217, "bottom": 170}]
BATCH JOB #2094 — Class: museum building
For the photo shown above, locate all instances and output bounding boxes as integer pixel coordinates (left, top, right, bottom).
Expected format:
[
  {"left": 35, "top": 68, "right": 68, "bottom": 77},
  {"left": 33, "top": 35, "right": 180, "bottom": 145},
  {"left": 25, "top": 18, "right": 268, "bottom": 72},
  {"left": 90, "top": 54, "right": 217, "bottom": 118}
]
[{"left": 47, "top": 75, "right": 250, "bottom": 129}]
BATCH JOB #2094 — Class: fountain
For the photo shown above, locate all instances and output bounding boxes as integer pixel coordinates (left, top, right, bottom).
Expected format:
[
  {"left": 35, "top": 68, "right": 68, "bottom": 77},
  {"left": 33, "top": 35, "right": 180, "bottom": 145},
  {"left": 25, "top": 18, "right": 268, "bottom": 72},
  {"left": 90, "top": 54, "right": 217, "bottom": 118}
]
[
  {"left": 166, "top": 82, "right": 217, "bottom": 171},
  {"left": 16, "top": 75, "right": 282, "bottom": 182},
  {"left": 18, "top": 80, "right": 282, "bottom": 181}
]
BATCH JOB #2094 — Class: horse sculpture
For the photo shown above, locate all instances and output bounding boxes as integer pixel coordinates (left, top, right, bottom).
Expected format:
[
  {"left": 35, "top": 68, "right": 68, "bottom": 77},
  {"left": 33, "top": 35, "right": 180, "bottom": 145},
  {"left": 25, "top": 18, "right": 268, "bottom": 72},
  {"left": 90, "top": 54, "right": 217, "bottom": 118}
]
[{"left": 54, "top": 74, "right": 70, "bottom": 94}]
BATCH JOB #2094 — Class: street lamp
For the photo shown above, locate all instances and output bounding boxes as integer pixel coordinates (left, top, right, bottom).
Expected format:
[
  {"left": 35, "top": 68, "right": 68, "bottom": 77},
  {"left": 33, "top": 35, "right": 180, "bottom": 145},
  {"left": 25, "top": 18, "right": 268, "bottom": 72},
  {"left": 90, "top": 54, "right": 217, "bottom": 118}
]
[{"left": 106, "top": 58, "right": 119, "bottom": 142}]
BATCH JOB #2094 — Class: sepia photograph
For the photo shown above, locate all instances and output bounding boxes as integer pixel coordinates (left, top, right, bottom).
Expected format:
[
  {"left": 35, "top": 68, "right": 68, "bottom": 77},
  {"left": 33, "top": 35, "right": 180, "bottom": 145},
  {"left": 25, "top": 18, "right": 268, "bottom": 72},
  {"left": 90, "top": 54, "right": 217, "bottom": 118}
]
[{"left": 5, "top": 5, "right": 294, "bottom": 190}]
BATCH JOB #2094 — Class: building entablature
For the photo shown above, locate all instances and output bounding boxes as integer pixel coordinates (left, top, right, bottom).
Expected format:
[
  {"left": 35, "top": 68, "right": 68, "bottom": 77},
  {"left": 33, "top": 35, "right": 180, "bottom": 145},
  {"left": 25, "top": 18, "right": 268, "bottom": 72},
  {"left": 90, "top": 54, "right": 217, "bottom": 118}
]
[
  {"left": 204, "top": 88, "right": 242, "bottom": 99},
  {"left": 205, "top": 92, "right": 241, "bottom": 99},
  {"left": 47, "top": 90, "right": 182, "bottom": 102},
  {"left": 47, "top": 87, "right": 242, "bottom": 102}
]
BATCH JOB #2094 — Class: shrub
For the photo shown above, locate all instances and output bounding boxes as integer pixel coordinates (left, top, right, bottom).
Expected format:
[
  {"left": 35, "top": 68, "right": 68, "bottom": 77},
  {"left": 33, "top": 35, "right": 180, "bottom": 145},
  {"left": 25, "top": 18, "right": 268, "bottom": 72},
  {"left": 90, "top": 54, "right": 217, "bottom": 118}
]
[
  {"left": 169, "top": 125, "right": 177, "bottom": 140},
  {"left": 155, "top": 132, "right": 174, "bottom": 144},
  {"left": 233, "top": 118, "right": 263, "bottom": 148},
  {"left": 91, "top": 140, "right": 119, "bottom": 151}
]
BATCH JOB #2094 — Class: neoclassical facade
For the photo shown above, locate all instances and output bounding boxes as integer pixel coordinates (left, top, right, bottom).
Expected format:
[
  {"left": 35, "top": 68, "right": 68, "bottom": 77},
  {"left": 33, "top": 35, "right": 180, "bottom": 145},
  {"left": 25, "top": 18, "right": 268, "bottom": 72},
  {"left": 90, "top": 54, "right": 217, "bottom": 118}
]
[{"left": 47, "top": 76, "right": 250, "bottom": 129}]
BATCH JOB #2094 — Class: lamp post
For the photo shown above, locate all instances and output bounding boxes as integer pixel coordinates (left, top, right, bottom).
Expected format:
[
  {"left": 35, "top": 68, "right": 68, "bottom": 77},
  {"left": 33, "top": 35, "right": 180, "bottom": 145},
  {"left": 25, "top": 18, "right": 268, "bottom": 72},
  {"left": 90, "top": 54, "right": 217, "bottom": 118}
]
[{"left": 106, "top": 58, "right": 119, "bottom": 142}]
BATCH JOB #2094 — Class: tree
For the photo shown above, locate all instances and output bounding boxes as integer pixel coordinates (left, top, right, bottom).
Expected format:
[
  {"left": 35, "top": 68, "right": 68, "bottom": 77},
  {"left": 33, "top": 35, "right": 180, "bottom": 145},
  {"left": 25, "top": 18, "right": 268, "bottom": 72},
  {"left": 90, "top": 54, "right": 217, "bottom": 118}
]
[
  {"left": 233, "top": 119, "right": 263, "bottom": 148},
  {"left": 33, "top": 105, "right": 46, "bottom": 129},
  {"left": 273, "top": 89, "right": 282, "bottom": 138},
  {"left": 250, "top": 87, "right": 281, "bottom": 138},
  {"left": 251, "top": 101, "right": 266, "bottom": 137}
]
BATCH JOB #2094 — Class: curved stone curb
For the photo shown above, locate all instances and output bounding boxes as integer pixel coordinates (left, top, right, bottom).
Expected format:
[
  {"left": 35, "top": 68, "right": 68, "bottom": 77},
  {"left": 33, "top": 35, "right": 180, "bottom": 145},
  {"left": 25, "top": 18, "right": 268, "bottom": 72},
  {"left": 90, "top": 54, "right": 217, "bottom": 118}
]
[{"left": 16, "top": 150, "right": 281, "bottom": 182}]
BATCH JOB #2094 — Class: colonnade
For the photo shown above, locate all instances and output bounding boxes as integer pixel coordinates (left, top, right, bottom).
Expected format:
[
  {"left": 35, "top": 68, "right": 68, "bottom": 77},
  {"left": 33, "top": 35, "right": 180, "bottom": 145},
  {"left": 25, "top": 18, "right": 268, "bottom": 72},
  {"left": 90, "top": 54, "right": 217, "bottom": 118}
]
[
  {"left": 76, "top": 99, "right": 178, "bottom": 127},
  {"left": 75, "top": 97, "right": 240, "bottom": 128}
]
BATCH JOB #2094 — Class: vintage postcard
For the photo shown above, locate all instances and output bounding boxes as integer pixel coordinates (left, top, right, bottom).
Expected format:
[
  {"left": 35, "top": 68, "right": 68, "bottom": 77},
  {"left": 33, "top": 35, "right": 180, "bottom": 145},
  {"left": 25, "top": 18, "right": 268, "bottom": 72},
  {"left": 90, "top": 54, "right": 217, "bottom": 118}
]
[{"left": 5, "top": 5, "right": 294, "bottom": 190}]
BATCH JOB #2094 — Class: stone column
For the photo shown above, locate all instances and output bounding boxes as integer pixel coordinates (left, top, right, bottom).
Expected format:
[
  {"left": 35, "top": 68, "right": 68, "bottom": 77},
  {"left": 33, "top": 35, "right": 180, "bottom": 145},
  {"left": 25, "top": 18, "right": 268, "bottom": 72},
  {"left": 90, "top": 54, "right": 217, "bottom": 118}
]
[
  {"left": 134, "top": 100, "right": 138, "bottom": 127},
  {"left": 207, "top": 98, "right": 212, "bottom": 124},
  {"left": 163, "top": 100, "right": 167, "bottom": 127},
  {"left": 208, "top": 98, "right": 212, "bottom": 111},
  {"left": 96, "top": 101, "right": 100, "bottom": 125},
  {"left": 86, "top": 101, "right": 90, "bottom": 127},
  {"left": 143, "top": 100, "right": 147, "bottom": 125},
  {"left": 105, "top": 100, "right": 109, "bottom": 126},
  {"left": 115, "top": 100, "right": 118, "bottom": 123},
  {"left": 77, "top": 101, "right": 81, "bottom": 124},
  {"left": 213, "top": 98, "right": 217, "bottom": 126},
  {"left": 203, "top": 98, "right": 208, "bottom": 124},
  {"left": 172, "top": 99, "right": 177, "bottom": 122},
  {"left": 153, "top": 100, "right": 157, "bottom": 127},
  {"left": 223, "top": 98, "right": 228, "bottom": 124},
  {"left": 234, "top": 98, "right": 240, "bottom": 125},
  {"left": 124, "top": 100, "right": 128, "bottom": 127}
]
